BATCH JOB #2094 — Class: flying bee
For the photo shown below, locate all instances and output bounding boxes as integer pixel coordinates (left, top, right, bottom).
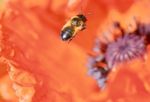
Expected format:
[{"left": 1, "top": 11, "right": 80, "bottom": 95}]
[{"left": 60, "top": 14, "right": 87, "bottom": 41}]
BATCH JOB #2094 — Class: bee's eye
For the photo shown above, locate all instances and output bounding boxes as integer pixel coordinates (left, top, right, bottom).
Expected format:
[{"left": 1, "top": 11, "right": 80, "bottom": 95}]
[{"left": 71, "top": 18, "right": 81, "bottom": 27}]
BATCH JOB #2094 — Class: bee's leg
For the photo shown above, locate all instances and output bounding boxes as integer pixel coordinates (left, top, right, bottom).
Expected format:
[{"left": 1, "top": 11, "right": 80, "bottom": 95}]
[
  {"left": 68, "top": 38, "right": 73, "bottom": 43},
  {"left": 81, "top": 26, "right": 86, "bottom": 31},
  {"left": 68, "top": 35, "right": 76, "bottom": 43},
  {"left": 81, "top": 23, "right": 86, "bottom": 31}
]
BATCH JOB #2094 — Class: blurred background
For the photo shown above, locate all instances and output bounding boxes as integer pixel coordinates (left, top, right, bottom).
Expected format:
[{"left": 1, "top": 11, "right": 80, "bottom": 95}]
[{"left": 0, "top": 0, "right": 150, "bottom": 102}]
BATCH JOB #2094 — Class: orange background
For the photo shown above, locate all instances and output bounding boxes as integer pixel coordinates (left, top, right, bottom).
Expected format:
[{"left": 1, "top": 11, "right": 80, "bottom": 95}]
[{"left": 0, "top": 0, "right": 150, "bottom": 102}]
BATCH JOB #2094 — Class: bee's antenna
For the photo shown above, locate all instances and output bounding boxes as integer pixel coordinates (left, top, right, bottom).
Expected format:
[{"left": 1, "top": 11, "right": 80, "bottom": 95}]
[
  {"left": 79, "top": 0, "right": 92, "bottom": 17},
  {"left": 85, "top": 12, "right": 93, "bottom": 17},
  {"left": 78, "top": 0, "right": 84, "bottom": 14}
]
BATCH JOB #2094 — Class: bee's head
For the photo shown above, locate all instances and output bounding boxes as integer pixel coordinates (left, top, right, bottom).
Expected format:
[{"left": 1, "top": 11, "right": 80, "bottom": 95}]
[
  {"left": 77, "top": 14, "right": 87, "bottom": 22},
  {"left": 71, "top": 14, "right": 87, "bottom": 27}
]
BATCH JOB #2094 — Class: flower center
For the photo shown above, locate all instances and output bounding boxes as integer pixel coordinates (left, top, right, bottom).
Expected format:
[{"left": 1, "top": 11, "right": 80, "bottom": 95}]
[{"left": 105, "top": 34, "right": 146, "bottom": 68}]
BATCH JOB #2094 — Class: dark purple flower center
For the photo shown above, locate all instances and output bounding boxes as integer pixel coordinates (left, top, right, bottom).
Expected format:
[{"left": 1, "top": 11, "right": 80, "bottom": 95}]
[{"left": 105, "top": 34, "right": 146, "bottom": 68}]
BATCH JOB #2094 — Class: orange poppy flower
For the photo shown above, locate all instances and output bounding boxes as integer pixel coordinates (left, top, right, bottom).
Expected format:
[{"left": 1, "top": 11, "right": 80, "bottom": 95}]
[{"left": 0, "top": 0, "right": 150, "bottom": 102}]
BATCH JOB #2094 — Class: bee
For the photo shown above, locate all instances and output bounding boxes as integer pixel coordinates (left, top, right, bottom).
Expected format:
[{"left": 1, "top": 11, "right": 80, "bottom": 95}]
[{"left": 60, "top": 14, "right": 87, "bottom": 41}]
